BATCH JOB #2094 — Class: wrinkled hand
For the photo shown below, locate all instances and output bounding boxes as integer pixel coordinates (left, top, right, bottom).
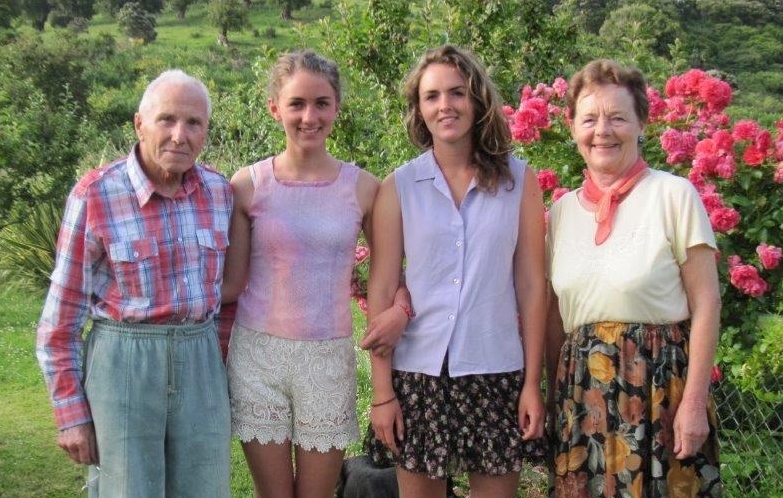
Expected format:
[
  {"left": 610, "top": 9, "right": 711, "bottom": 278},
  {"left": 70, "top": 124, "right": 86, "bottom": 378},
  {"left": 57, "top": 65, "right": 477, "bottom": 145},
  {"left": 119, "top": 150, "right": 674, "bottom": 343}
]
[
  {"left": 370, "top": 399, "right": 404, "bottom": 456},
  {"left": 518, "top": 383, "right": 545, "bottom": 441},
  {"left": 58, "top": 422, "right": 98, "bottom": 465},
  {"left": 673, "top": 399, "right": 709, "bottom": 459},
  {"left": 360, "top": 305, "right": 407, "bottom": 357}
]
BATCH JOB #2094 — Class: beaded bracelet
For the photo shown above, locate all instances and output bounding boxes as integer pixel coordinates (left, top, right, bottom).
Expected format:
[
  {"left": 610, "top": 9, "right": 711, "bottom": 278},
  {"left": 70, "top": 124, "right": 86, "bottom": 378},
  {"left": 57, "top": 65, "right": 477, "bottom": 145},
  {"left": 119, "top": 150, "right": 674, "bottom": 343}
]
[{"left": 371, "top": 396, "right": 397, "bottom": 408}]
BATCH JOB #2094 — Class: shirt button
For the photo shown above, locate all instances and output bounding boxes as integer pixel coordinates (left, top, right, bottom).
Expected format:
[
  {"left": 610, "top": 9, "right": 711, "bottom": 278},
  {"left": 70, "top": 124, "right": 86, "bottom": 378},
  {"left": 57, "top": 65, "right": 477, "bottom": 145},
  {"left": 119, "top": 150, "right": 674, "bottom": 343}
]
[
  {"left": 183, "top": 277, "right": 188, "bottom": 284},
  {"left": 448, "top": 314, "right": 455, "bottom": 320},
  {"left": 456, "top": 240, "right": 462, "bottom": 247},
  {"left": 133, "top": 251, "right": 139, "bottom": 258},
  {"left": 178, "top": 237, "right": 183, "bottom": 242},
  {"left": 453, "top": 278, "right": 461, "bottom": 285}
]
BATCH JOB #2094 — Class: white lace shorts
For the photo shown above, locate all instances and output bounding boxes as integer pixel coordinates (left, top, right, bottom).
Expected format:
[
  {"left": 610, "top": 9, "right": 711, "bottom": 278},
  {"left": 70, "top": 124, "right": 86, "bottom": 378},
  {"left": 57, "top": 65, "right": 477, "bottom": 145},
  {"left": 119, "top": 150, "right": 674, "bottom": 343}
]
[{"left": 226, "top": 324, "right": 359, "bottom": 453}]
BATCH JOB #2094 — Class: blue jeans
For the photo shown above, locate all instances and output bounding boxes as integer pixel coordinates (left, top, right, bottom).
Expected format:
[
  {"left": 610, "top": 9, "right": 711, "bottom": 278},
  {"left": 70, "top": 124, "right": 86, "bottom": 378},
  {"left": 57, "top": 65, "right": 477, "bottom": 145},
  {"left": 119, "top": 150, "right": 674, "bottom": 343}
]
[{"left": 83, "top": 319, "right": 230, "bottom": 498}]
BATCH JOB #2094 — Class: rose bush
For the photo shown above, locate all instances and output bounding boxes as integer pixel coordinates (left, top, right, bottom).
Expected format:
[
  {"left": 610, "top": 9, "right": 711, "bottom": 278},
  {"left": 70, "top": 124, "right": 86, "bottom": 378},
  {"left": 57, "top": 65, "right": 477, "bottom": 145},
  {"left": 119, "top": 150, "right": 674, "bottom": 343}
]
[{"left": 507, "top": 69, "right": 783, "bottom": 377}]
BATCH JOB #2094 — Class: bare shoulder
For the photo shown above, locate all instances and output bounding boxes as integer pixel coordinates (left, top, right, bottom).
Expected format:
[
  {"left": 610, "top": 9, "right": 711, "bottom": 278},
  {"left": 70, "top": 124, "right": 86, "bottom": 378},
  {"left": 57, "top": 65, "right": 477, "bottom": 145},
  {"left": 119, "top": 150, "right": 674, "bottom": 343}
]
[{"left": 230, "top": 166, "right": 255, "bottom": 210}]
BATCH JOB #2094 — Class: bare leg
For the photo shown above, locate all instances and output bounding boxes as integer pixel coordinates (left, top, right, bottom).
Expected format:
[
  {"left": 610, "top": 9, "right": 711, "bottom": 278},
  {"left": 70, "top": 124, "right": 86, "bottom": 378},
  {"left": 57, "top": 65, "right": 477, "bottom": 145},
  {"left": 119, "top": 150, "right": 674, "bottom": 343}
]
[
  {"left": 468, "top": 471, "right": 520, "bottom": 498},
  {"left": 293, "top": 446, "right": 345, "bottom": 498},
  {"left": 241, "top": 439, "right": 295, "bottom": 498},
  {"left": 397, "top": 467, "right": 447, "bottom": 498}
]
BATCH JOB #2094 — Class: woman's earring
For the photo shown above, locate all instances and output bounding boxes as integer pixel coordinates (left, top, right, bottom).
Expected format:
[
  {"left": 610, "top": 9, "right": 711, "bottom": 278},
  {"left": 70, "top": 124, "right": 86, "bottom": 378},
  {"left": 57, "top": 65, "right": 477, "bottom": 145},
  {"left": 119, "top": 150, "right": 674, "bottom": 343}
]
[{"left": 637, "top": 135, "right": 645, "bottom": 144}]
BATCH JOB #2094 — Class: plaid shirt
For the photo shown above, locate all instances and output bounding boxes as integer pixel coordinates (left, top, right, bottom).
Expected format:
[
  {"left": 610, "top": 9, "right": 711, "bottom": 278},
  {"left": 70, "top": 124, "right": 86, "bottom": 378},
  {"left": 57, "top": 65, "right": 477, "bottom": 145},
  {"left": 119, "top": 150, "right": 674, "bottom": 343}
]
[{"left": 36, "top": 146, "right": 232, "bottom": 430}]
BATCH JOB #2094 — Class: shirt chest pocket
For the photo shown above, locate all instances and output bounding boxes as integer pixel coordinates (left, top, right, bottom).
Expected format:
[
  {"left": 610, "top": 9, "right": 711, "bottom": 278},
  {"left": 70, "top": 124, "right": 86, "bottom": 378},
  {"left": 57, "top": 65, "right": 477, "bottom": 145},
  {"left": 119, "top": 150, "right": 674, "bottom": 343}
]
[
  {"left": 197, "top": 229, "right": 228, "bottom": 284},
  {"left": 108, "top": 238, "right": 160, "bottom": 298}
]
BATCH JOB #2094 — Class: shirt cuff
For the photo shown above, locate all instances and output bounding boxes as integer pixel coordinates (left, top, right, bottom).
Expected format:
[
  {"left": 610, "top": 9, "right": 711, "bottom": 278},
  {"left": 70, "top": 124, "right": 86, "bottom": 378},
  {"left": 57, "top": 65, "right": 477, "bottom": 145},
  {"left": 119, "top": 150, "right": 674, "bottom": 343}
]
[{"left": 53, "top": 397, "right": 92, "bottom": 431}]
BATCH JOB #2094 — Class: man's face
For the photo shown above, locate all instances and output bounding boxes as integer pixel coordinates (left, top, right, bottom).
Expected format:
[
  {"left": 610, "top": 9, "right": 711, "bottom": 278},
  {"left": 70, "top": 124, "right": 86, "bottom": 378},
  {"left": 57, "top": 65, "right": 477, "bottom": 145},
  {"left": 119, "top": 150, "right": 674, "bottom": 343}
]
[{"left": 134, "top": 81, "right": 209, "bottom": 183}]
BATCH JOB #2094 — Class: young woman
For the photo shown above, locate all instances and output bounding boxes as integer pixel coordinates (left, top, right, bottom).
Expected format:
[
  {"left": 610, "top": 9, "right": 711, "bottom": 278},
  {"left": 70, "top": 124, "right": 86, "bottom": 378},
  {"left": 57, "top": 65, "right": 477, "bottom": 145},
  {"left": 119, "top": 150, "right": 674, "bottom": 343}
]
[
  {"left": 220, "top": 50, "right": 407, "bottom": 498},
  {"left": 365, "top": 45, "right": 548, "bottom": 498}
]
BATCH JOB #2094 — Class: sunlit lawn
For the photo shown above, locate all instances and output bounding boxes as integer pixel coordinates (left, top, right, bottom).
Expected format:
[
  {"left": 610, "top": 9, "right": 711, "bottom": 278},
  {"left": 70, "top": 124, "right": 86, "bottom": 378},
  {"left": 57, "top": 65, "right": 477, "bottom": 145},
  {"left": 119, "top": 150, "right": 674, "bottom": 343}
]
[{"left": 0, "top": 284, "right": 372, "bottom": 497}]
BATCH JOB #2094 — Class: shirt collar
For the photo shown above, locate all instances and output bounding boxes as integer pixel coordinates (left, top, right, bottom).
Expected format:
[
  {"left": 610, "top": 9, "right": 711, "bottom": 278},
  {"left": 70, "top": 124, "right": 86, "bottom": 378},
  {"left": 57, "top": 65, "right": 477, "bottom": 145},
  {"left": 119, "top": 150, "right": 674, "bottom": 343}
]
[
  {"left": 413, "top": 148, "right": 478, "bottom": 200},
  {"left": 127, "top": 144, "right": 202, "bottom": 206},
  {"left": 413, "top": 149, "right": 438, "bottom": 182}
]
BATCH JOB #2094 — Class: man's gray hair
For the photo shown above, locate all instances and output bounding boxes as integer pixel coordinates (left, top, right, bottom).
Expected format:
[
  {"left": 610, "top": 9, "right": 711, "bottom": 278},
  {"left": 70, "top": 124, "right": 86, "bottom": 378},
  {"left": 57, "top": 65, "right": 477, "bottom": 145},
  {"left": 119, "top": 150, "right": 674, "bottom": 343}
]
[{"left": 138, "top": 69, "right": 212, "bottom": 117}]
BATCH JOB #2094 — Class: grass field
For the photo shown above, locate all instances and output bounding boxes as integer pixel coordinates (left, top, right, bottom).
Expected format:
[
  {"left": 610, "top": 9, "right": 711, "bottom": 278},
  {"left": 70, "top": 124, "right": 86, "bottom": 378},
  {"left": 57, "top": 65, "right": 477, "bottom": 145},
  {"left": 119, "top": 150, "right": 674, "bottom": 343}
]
[
  {"left": 0, "top": 288, "right": 86, "bottom": 497},
  {"left": 0, "top": 285, "right": 374, "bottom": 497}
]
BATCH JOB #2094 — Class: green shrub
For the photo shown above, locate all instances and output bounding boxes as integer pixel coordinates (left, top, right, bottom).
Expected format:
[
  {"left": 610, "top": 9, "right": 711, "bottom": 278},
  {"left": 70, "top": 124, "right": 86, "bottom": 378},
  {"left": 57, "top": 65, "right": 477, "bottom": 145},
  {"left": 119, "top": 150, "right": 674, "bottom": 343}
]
[
  {"left": 117, "top": 2, "right": 158, "bottom": 43},
  {"left": 732, "top": 314, "right": 783, "bottom": 402},
  {"left": 0, "top": 201, "right": 64, "bottom": 292}
]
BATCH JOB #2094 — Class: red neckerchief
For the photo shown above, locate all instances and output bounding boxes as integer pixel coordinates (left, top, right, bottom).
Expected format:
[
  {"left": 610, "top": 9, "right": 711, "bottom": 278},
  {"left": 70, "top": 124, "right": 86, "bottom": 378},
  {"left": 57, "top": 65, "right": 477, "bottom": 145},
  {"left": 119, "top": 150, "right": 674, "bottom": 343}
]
[{"left": 582, "top": 157, "right": 648, "bottom": 245}]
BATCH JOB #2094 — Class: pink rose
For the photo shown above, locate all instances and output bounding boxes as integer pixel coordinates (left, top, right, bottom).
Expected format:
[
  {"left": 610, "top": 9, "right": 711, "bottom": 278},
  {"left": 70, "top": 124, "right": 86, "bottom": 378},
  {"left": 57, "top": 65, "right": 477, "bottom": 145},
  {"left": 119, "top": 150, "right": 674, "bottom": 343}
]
[
  {"left": 647, "top": 87, "right": 667, "bottom": 121},
  {"left": 756, "top": 243, "right": 782, "bottom": 270},
  {"left": 774, "top": 163, "right": 783, "bottom": 184},
  {"left": 552, "top": 77, "right": 568, "bottom": 99},
  {"left": 355, "top": 245, "right": 370, "bottom": 263},
  {"left": 709, "top": 206, "right": 740, "bottom": 233},
  {"left": 714, "top": 156, "right": 736, "bottom": 179},
  {"left": 729, "top": 264, "right": 769, "bottom": 297},
  {"left": 699, "top": 77, "right": 732, "bottom": 112},
  {"left": 727, "top": 254, "right": 742, "bottom": 268},
  {"left": 732, "top": 119, "right": 760, "bottom": 141},
  {"left": 742, "top": 145, "right": 766, "bottom": 166},
  {"left": 661, "top": 128, "right": 697, "bottom": 165},
  {"left": 698, "top": 185, "right": 723, "bottom": 213},
  {"left": 537, "top": 169, "right": 559, "bottom": 192}
]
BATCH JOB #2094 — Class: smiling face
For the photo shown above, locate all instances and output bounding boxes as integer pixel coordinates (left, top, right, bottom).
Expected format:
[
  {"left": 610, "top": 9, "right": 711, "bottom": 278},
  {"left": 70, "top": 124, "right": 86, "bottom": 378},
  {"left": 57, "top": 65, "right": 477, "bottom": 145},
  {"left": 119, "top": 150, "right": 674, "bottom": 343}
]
[
  {"left": 267, "top": 70, "right": 339, "bottom": 152},
  {"left": 571, "top": 83, "right": 644, "bottom": 177},
  {"left": 134, "top": 81, "right": 209, "bottom": 189},
  {"left": 417, "top": 63, "right": 475, "bottom": 148}
]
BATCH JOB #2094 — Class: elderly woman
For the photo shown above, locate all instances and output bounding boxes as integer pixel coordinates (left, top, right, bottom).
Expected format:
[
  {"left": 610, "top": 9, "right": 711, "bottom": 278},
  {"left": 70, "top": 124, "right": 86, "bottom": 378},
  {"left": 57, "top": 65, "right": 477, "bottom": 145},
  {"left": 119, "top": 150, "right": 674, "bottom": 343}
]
[{"left": 545, "top": 59, "right": 722, "bottom": 497}]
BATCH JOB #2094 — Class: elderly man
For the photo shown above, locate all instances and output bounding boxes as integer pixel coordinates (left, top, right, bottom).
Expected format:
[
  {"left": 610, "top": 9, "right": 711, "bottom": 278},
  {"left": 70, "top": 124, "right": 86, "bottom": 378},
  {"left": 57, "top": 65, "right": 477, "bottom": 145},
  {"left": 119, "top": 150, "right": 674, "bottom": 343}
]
[{"left": 36, "top": 69, "right": 232, "bottom": 497}]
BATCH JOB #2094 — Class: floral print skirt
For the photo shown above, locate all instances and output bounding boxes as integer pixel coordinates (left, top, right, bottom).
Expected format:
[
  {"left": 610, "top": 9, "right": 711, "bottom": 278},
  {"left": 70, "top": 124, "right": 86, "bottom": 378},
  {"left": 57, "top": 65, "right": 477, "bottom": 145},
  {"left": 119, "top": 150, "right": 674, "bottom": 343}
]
[
  {"left": 366, "top": 361, "right": 548, "bottom": 479},
  {"left": 550, "top": 322, "right": 722, "bottom": 498}
]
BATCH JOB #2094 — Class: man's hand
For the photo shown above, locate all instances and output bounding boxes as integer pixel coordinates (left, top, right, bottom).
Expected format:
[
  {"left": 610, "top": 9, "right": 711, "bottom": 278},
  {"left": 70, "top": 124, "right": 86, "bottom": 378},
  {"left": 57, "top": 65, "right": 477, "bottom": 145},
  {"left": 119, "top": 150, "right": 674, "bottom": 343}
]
[{"left": 58, "top": 422, "right": 98, "bottom": 465}]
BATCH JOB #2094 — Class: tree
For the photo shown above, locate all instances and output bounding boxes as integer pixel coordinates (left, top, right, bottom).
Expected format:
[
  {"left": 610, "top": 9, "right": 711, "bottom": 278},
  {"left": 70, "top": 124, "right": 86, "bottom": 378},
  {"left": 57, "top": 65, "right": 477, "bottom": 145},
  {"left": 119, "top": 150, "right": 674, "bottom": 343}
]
[
  {"left": 0, "top": 33, "right": 98, "bottom": 227},
  {"left": 47, "top": 0, "right": 95, "bottom": 27},
  {"left": 321, "top": 0, "right": 411, "bottom": 97},
  {"left": 599, "top": 3, "right": 680, "bottom": 57},
  {"left": 97, "top": 0, "right": 161, "bottom": 17},
  {"left": 446, "top": 0, "right": 582, "bottom": 101},
  {"left": 21, "top": 0, "right": 51, "bottom": 30},
  {"left": 208, "top": 0, "right": 249, "bottom": 44},
  {"left": 117, "top": 1, "right": 156, "bottom": 42},
  {"left": 696, "top": 0, "right": 778, "bottom": 25},
  {"left": 556, "top": 0, "right": 621, "bottom": 34},
  {"left": 170, "top": 0, "right": 196, "bottom": 19},
  {"left": 272, "top": 0, "right": 310, "bottom": 20},
  {"left": 0, "top": 0, "right": 22, "bottom": 28}
]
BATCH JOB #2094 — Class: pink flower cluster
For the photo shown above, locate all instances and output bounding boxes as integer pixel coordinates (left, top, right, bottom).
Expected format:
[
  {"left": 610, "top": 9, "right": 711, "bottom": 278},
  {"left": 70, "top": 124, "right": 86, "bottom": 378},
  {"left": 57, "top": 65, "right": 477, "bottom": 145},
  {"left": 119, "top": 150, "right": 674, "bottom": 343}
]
[
  {"left": 728, "top": 260, "right": 768, "bottom": 298},
  {"left": 509, "top": 68, "right": 782, "bottom": 299},
  {"left": 504, "top": 78, "right": 567, "bottom": 144},
  {"left": 536, "top": 169, "right": 570, "bottom": 204},
  {"left": 351, "top": 245, "right": 370, "bottom": 313}
]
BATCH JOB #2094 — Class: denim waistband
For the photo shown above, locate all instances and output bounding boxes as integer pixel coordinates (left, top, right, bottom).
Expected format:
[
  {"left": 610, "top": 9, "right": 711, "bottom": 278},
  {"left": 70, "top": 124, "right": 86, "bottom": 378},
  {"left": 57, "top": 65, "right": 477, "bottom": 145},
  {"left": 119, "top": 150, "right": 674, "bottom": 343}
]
[{"left": 91, "top": 318, "right": 214, "bottom": 338}]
